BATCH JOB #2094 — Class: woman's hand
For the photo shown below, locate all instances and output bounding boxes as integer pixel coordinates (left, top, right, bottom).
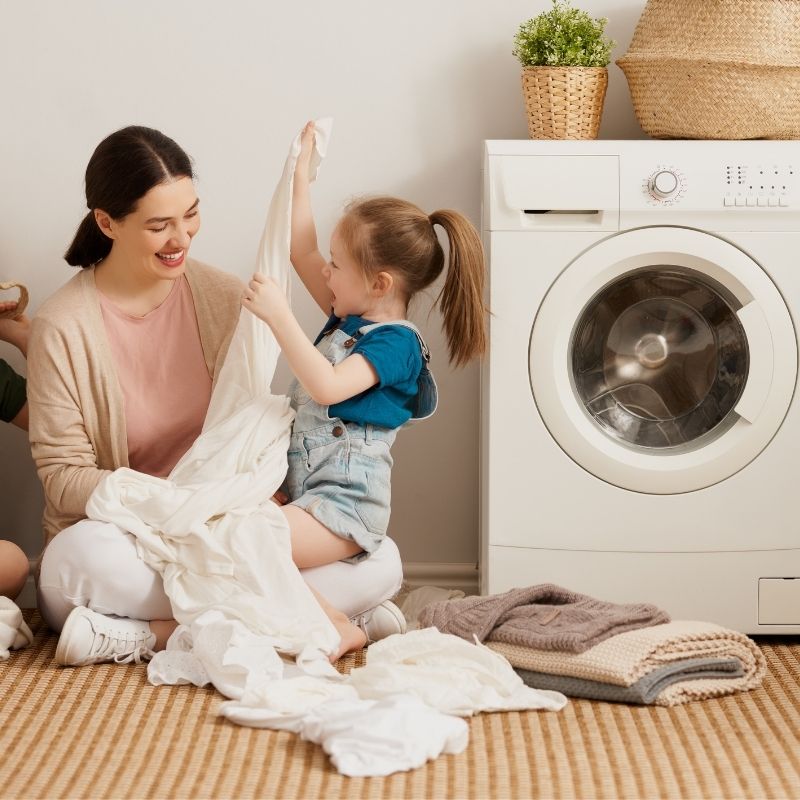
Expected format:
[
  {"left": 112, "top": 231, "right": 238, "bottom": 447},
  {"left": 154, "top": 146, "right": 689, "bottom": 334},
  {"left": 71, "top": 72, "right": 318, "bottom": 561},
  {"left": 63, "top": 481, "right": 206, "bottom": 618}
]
[
  {"left": 294, "top": 121, "right": 315, "bottom": 183},
  {"left": 0, "top": 309, "right": 31, "bottom": 357},
  {"left": 242, "top": 273, "right": 291, "bottom": 327}
]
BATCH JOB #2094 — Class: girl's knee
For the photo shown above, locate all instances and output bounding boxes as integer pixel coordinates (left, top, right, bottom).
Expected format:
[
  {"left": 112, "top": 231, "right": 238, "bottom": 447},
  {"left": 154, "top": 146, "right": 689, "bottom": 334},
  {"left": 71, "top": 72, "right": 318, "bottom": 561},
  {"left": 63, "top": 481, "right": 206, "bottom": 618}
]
[{"left": 0, "top": 540, "right": 29, "bottom": 601}]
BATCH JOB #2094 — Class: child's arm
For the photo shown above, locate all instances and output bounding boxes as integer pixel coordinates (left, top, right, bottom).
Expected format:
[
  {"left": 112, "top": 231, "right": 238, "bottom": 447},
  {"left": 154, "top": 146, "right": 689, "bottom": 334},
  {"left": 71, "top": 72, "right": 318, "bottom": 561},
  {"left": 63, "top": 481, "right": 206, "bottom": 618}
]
[
  {"left": 290, "top": 122, "right": 334, "bottom": 314},
  {"left": 243, "top": 274, "right": 378, "bottom": 405},
  {"left": 0, "top": 307, "right": 30, "bottom": 356}
]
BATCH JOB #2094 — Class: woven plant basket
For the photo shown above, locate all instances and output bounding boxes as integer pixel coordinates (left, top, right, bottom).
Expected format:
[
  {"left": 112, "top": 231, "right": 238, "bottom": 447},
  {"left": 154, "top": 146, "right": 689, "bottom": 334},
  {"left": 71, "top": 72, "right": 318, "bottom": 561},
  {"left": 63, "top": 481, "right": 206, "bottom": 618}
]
[
  {"left": 617, "top": 0, "right": 800, "bottom": 139},
  {"left": 521, "top": 66, "right": 608, "bottom": 139}
]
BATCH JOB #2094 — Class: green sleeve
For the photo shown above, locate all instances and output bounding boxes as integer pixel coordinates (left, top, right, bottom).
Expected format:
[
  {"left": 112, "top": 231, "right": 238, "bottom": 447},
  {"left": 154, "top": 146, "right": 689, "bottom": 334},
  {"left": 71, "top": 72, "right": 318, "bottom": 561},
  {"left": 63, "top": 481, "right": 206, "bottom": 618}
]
[{"left": 0, "top": 358, "right": 26, "bottom": 423}]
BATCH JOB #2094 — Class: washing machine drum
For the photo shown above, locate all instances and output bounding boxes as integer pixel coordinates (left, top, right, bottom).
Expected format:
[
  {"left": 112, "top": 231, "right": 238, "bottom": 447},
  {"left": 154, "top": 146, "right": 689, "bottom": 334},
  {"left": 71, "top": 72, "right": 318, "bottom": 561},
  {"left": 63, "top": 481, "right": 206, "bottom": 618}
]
[
  {"left": 572, "top": 268, "right": 748, "bottom": 450},
  {"left": 530, "top": 227, "right": 797, "bottom": 494}
]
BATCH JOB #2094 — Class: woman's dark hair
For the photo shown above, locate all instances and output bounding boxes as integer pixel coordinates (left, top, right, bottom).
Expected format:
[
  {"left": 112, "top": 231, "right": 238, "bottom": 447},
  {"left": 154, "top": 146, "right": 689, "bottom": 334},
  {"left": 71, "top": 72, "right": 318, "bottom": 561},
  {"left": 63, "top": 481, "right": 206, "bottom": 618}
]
[{"left": 64, "top": 126, "right": 195, "bottom": 268}]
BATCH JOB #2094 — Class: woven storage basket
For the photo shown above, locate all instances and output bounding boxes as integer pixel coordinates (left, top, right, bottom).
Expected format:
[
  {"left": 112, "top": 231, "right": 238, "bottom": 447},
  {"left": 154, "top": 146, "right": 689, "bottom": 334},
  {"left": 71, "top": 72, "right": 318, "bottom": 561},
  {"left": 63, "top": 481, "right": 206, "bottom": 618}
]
[
  {"left": 521, "top": 66, "right": 608, "bottom": 139},
  {"left": 617, "top": 0, "right": 800, "bottom": 139}
]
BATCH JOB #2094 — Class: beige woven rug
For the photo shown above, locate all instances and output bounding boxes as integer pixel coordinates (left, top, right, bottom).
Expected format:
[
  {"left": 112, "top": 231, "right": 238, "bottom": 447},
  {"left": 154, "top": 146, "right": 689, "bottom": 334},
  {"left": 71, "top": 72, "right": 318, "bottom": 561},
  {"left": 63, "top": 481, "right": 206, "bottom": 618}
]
[{"left": 1, "top": 612, "right": 798, "bottom": 799}]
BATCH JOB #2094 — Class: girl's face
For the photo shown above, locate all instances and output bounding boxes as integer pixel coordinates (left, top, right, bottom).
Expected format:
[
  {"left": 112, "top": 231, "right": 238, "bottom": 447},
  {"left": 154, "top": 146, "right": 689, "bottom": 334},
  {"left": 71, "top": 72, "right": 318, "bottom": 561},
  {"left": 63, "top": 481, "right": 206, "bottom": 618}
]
[
  {"left": 325, "top": 226, "right": 373, "bottom": 318},
  {"left": 98, "top": 176, "right": 201, "bottom": 280}
]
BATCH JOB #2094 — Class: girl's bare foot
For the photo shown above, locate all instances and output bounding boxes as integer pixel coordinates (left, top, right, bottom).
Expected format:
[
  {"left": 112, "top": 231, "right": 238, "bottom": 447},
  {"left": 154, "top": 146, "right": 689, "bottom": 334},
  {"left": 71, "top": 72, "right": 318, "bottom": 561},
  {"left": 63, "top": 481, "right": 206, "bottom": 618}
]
[{"left": 328, "top": 610, "right": 367, "bottom": 662}]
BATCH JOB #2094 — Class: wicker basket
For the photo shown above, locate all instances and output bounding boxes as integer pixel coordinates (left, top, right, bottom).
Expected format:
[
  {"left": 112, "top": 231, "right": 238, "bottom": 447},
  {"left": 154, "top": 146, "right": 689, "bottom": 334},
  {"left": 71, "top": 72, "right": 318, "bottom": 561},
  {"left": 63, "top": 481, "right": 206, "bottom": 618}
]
[
  {"left": 617, "top": 0, "right": 800, "bottom": 139},
  {"left": 521, "top": 66, "right": 608, "bottom": 139}
]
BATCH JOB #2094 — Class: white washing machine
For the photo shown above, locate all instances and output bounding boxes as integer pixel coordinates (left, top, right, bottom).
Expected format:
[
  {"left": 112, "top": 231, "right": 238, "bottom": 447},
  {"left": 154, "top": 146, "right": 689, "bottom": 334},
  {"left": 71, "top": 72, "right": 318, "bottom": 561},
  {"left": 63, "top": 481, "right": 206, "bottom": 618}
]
[{"left": 481, "top": 140, "right": 800, "bottom": 634}]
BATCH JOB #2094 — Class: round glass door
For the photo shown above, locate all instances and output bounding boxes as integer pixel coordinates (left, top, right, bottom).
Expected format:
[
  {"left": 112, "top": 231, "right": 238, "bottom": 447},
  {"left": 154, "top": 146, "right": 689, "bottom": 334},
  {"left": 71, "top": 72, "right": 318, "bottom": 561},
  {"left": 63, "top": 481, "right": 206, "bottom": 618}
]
[
  {"left": 529, "top": 227, "right": 797, "bottom": 493},
  {"left": 571, "top": 268, "right": 749, "bottom": 451}
]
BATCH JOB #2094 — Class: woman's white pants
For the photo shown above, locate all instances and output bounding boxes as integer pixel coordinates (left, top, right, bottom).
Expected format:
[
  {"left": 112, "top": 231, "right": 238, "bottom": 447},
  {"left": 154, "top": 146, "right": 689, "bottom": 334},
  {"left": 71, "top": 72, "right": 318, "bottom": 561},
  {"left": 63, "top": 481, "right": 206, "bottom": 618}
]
[{"left": 37, "top": 520, "right": 403, "bottom": 633}]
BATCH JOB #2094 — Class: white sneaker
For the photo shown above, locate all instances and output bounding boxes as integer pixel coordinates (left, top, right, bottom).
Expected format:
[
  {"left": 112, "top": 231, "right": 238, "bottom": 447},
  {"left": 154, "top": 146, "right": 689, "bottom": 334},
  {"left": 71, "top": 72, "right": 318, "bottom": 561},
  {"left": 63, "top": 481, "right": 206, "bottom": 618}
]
[
  {"left": 354, "top": 600, "right": 407, "bottom": 644},
  {"left": 55, "top": 606, "right": 156, "bottom": 667}
]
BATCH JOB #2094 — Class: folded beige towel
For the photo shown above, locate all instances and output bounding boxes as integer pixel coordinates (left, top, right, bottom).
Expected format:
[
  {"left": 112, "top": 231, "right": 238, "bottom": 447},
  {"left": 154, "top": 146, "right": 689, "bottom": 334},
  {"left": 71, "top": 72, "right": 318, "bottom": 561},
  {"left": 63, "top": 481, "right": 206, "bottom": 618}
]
[
  {"left": 0, "top": 281, "right": 28, "bottom": 319},
  {"left": 0, "top": 596, "right": 33, "bottom": 660},
  {"left": 489, "top": 620, "right": 765, "bottom": 706}
]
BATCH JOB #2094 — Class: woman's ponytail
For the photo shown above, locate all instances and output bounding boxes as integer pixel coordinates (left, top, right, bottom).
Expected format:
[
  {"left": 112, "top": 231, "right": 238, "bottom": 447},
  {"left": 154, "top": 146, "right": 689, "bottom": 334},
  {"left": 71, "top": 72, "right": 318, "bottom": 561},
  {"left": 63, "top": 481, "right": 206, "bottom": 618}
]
[
  {"left": 429, "top": 209, "right": 488, "bottom": 367},
  {"left": 64, "top": 211, "right": 112, "bottom": 268}
]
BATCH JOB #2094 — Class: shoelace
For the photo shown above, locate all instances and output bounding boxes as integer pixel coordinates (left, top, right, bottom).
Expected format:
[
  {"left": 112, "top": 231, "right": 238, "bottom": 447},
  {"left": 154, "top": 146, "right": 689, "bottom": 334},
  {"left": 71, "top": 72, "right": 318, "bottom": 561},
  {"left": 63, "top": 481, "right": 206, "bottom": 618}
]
[
  {"left": 353, "top": 614, "right": 373, "bottom": 645},
  {"left": 91, "top": 629, "right": 155, "bottom": 664},
  {"left": 114, "top": 645, "right": 156, "bottom": 665}
]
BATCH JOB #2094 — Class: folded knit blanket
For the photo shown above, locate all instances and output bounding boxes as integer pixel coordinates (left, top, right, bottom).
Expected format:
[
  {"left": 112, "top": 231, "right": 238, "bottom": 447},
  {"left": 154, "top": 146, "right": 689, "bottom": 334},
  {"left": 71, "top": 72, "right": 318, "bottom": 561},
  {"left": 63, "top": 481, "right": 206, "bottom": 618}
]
[
  {"left": 515, "top": 657, "right": 743, "bottom": 705},
  {"left": 490, "top": 620, "right": 766, "bottom": 706},
  {"left": 417, "top": 584, "right": 670, "bottom": 653},
  {"left": 0, "top": 596, "right": 33, "bottom": 660}
]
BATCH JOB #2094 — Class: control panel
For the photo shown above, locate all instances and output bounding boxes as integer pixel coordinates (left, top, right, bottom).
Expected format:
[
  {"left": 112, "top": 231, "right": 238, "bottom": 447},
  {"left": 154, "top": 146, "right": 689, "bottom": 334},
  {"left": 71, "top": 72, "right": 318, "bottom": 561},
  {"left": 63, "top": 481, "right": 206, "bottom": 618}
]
[
  {"left": 723, "top": 163, "right": 793, "bottom": 207},
  {"left": 637, "top": 159, "right": 795, "bottom": 209}
]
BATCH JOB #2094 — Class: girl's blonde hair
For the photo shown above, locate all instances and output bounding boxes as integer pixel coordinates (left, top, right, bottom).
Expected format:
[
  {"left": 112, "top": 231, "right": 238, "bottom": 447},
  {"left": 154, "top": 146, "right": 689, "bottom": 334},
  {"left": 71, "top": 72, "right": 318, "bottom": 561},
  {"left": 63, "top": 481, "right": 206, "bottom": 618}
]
[{"left": 338, "top": 197, "right": 488, "bottom": 367}]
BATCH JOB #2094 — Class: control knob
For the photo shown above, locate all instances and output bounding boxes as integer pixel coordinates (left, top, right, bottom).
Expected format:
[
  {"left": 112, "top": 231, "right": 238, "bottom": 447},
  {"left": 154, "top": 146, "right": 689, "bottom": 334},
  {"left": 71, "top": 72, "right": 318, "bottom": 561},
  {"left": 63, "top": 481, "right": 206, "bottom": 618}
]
[{"left": 649, "top": 170, "right": 680, "bottom": 199}]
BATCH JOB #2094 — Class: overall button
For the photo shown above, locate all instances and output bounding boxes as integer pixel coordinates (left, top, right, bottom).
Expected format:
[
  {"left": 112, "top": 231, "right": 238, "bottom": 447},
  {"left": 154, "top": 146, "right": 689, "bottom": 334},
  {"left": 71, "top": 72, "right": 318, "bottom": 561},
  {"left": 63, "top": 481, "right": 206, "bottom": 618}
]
[
  {"left": 332, "top": 425, "right": 344, "bottom": 437},
  {"left": 343, "top": 337, "right": 356, "bottom": 347}
]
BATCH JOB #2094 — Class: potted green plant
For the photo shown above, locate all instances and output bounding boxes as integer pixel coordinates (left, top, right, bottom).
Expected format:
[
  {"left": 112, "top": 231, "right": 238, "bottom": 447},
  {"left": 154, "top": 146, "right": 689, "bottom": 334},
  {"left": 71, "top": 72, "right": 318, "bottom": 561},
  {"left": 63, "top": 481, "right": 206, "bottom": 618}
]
[{"left": 513, "top": 0, "right": 616, "bottom": 139}]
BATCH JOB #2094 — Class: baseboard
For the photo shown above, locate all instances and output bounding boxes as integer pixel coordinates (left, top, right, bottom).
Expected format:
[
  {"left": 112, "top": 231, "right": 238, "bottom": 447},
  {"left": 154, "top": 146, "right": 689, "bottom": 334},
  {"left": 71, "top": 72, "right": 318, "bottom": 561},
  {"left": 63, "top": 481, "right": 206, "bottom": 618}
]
[
  {"left": 15, "top": 559, "right": 481, "bottom": 610},
  {"left": 403, "top": 561, "right": 479, "bottom": 595}
]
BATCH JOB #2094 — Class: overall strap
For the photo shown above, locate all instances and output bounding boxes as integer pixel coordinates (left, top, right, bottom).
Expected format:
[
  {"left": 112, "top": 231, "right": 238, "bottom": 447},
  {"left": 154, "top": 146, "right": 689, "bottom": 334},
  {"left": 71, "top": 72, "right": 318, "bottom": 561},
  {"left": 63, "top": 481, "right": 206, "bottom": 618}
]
[{"left": 355, "top": 320, "right": 431, "bottom": 363}]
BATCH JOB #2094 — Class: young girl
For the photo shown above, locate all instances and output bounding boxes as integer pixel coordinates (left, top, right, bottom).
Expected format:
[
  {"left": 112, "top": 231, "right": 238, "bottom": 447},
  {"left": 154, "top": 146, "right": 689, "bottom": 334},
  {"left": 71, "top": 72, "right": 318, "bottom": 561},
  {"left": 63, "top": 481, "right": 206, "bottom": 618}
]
[{"left": 243, "top": 122, "right": 488, "bottom": 645}]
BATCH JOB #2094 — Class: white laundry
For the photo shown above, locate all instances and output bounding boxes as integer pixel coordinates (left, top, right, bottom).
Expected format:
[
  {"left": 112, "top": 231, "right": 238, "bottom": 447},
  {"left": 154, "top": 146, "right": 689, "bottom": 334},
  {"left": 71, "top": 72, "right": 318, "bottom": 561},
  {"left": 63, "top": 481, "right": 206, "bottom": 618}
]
[
  {"left": 0, "top": 596, "right": 33, "bottom": 661},
  {"left": 348, "top": 628, "right": 567, "bottom": 715},
  {"left": 86, "top": 122, "right": 568, "bottom": 777}
]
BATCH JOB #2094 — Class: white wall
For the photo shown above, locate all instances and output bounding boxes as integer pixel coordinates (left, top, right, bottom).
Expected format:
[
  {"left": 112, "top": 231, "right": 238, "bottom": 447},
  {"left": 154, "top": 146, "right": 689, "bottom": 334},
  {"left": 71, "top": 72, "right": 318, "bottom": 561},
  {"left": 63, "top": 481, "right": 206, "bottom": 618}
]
[{"left": 0, "top": 0, "right": 647, "bottom": 573}]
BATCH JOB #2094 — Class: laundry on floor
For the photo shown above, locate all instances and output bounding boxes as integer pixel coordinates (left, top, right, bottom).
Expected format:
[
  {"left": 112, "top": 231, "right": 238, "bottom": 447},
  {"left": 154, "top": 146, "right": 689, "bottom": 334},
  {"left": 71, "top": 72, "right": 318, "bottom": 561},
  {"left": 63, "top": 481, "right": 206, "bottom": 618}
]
[
  {"left": 489, "top": 618, "right": 765, "bottom": 706},
  {"left": 219, "top": 629, "right": 566, "bottom": 777},
  {"left": 0, "top": 596, "right": 33, "bottom": 661}
]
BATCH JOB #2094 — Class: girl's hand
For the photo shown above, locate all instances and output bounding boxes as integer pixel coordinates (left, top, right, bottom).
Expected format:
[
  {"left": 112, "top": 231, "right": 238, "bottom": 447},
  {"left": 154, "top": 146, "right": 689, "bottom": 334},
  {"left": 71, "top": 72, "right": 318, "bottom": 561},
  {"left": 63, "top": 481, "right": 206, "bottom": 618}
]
[
  {"left": 294, "top": 121, "right": 315, "bottom": 183},
  {"left": 242, "top": 273, "right": 291, "bottom": 326},
  {"left": 0, "top": 309, "right": 31, "bottom": 357}
]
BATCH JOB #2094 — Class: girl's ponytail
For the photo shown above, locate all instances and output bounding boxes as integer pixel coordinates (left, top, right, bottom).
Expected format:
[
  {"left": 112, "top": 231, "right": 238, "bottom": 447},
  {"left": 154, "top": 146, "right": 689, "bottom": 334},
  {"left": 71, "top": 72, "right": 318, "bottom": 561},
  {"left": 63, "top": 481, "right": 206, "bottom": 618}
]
[
  {"left": 429, "top": 210, "right": 488, "bottom": 367},
  {"left": 64, "top": 211, "right": 112, "bottom": 268}
]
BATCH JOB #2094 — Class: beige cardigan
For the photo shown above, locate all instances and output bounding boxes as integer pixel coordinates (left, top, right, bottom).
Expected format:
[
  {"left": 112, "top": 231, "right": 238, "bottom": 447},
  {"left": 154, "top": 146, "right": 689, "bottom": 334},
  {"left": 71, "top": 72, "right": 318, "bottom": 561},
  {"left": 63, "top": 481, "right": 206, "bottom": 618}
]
[{"left": 27, "top": 259, "right": 243, "bottom": 550}]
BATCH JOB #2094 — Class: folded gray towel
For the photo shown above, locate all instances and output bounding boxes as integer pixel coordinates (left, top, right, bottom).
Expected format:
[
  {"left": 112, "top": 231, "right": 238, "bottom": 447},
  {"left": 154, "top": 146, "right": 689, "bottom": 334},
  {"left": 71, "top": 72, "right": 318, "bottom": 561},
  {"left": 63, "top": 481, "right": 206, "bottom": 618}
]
[
  {"left": 515, "top": 657, "right": 744, "bottom": 704},
  {"left": 418, "top": 584, "right": 670, "bottom": 653}
]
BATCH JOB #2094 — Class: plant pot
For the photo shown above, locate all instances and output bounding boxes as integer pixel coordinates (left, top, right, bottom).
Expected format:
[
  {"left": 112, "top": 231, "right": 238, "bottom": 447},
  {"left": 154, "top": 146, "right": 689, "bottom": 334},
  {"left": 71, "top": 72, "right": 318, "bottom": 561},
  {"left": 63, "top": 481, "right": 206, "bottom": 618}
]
[
  {"left": 617, "top": 0, "right": 800, "bottom": 139},
  {"left": 521, "top": 66, "right": 608, "bottom": 139}
]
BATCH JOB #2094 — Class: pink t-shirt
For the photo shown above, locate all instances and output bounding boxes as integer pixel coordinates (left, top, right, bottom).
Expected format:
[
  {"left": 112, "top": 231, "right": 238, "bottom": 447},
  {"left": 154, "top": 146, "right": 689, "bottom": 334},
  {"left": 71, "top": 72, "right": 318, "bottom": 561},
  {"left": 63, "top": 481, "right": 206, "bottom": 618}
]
[{"left": 98, "top": 276, "right": 212, "bottom": 477}]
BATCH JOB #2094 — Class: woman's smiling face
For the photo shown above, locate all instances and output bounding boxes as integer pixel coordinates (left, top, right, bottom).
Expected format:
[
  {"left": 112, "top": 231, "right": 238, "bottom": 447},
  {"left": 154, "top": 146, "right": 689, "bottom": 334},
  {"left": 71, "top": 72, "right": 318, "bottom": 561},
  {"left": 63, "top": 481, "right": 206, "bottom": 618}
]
[{"left": 97, "top": 176, "right": 201, "bottom": 280}]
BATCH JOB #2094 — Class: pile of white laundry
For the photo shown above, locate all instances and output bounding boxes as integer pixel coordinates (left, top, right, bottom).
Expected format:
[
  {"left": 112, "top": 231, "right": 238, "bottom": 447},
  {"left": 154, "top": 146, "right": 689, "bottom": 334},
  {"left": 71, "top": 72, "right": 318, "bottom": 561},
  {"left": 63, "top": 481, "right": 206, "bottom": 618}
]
[
  {"left": 0, "top": 596, "right": 32, "bottom": 661},
  {"left": 86, "top": 121, "right": 567, "bottom": 777}
]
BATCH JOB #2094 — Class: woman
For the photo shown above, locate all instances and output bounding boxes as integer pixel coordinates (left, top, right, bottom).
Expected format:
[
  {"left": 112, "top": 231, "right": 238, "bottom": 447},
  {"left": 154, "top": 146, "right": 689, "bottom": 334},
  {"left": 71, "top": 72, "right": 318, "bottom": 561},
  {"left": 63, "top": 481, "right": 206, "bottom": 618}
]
[{"left": 29, "top": 126, "right": 404, "bottom": 666}]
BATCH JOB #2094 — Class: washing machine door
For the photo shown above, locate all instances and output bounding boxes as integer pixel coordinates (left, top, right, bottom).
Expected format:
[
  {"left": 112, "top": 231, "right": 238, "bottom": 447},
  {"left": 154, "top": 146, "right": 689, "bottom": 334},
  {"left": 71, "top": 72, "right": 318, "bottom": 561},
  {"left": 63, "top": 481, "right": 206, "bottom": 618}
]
[{"left": 530, "top": 227, "right": 797, "bottom": 493}]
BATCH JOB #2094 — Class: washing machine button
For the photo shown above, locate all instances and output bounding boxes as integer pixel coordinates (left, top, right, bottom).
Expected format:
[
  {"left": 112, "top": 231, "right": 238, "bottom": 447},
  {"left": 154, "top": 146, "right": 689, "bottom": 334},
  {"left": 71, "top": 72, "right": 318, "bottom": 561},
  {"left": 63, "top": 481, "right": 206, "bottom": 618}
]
[
  {"left": 757, "top": 196, "right": 768, "bottom": 206},
  {"left": 735, "top": 196, "right": 746, "bottom": 206},
  {"left": 723, "top": 195, "right": 735, "bottom": 206},
  {"left": 746, "top": 196, "right": 756, "bottom": 206},
  {"left": 779, "top": 196, "right": 790, "bottom": 206},
  {"left": 768, "top": 196, "right": 779, "bottom": 207}
]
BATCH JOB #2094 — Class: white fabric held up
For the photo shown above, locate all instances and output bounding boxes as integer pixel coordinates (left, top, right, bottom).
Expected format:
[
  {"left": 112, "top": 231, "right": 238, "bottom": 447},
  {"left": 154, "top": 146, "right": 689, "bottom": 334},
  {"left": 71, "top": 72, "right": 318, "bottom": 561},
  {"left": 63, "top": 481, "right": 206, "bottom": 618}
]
[{"left": 86, "top": 123, "right": 567, "bottom": 776}]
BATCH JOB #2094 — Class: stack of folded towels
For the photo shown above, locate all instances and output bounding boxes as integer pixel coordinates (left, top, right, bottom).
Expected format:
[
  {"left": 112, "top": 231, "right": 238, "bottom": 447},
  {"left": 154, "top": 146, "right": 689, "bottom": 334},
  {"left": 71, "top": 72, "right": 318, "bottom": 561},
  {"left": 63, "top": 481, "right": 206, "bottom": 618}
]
[{"left": 417, "top": 585, "right": 765, "bottom": 706}]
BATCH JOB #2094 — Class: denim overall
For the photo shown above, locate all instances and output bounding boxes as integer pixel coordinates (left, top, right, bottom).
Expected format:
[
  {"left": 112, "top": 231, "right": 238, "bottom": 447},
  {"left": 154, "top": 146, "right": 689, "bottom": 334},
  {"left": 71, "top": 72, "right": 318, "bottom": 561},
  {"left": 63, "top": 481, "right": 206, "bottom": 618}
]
[{"left": 284, "top": 320, "right": 438, "bottom": 561}]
